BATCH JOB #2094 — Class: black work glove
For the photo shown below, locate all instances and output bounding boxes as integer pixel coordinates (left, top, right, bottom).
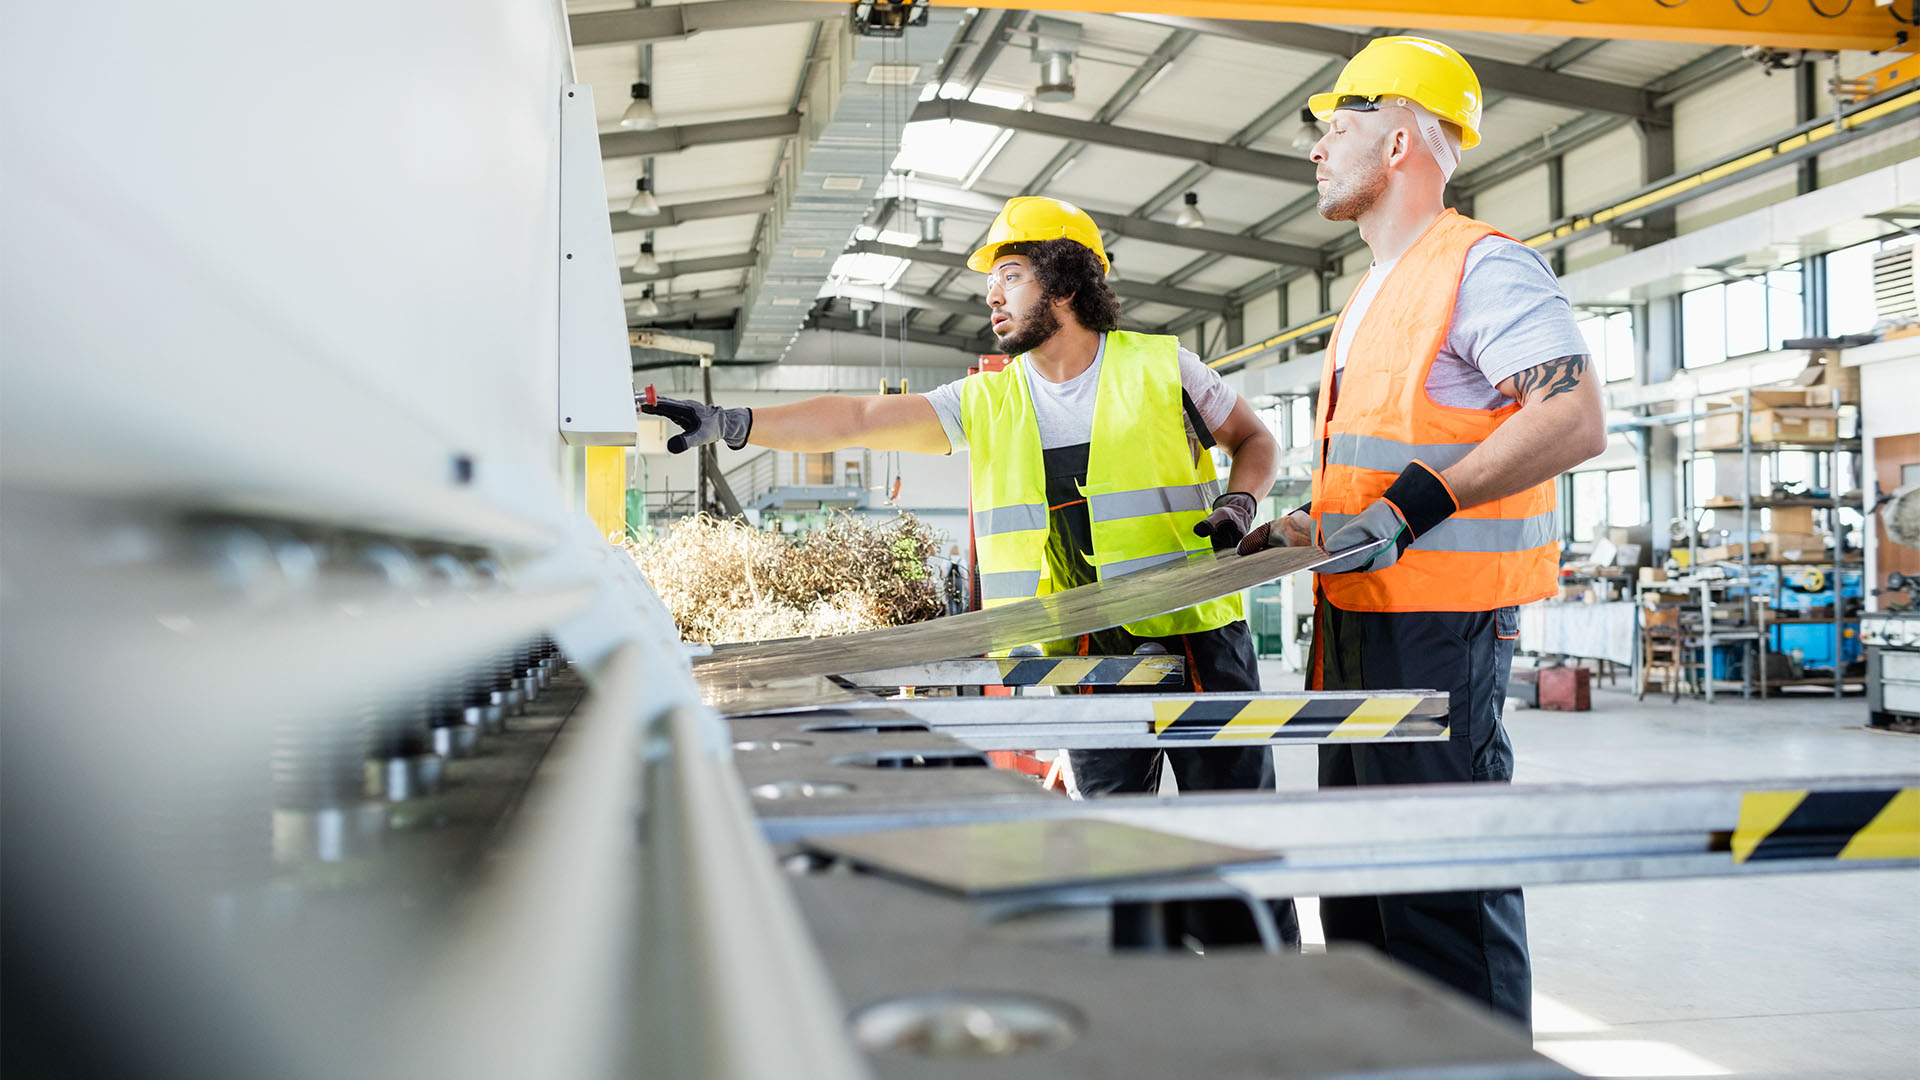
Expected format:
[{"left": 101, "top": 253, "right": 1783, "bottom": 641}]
[
  {"left": 638, "top": 394, "right": 753, "bottom": 454},
  {"left": 1192, "top": 491, "right": 1258, "bottom": 551},
  {"left": 1316, "top": 461, "right": 1458, "bottom": 574}
]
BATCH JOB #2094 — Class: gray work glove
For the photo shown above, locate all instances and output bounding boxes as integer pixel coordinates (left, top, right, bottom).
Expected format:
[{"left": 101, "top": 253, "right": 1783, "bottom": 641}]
[
  {"left": 1235, "top": 507, "right": 1314, "bottom": 554},
  {"left": 1192, "top": 491, "right": 1258, "bottom": 551},
  {"left": 638, "top": 393, "right": 752, "bottom": 454},
  {"left": 1313, "top": 461, "right": 1458, "bottom": 574}
]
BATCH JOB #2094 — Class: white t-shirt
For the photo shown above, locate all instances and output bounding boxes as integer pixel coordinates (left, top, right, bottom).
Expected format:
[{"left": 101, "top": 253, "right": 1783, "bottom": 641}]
[
  {"left": 1333, "top": 235, "right": 1589, "bottom": 409},
  {"left": 921, "top": 336, "right": 1236, "bottom": 453}
]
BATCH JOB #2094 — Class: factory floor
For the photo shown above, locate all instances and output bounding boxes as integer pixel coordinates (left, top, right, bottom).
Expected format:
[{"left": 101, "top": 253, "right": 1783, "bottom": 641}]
[{"left": 1256, "top": 661, "right": 1920, "bottom": 1080}]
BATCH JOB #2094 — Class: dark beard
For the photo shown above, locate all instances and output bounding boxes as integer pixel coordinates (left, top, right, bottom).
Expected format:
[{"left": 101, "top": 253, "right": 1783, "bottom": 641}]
[{"left": 995, "top": 302, "right": 1062, "bottom": 356}]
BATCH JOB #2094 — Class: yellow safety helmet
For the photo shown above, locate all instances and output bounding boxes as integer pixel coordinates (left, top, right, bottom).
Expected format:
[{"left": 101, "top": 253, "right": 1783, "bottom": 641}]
[
  {"left": 966, "top": 195, "right": 1110, "bottom": 274},
  {"left": 1307, "top": 36, "right": 1483, "bottom": 150}
]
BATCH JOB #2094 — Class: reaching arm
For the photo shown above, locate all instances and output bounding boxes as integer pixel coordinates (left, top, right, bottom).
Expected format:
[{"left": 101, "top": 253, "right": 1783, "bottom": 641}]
[
  {"left": 1442, "top": 354, "right": 1608, "bottom": 509},
  {"left": 640, "top": 391, "right": 952, "bottom": 456},
  {"left": 746, "top": 393, "right": 952, "bottom": 455}
]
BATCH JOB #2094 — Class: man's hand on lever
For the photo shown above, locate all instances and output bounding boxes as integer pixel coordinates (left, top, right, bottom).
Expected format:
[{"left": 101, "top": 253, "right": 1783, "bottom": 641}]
[{"left": 638, "top": 390, "right": 753, "bottom": 454}]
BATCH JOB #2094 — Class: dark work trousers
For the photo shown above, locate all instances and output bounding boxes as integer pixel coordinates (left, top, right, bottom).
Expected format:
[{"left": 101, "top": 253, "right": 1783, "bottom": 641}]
[
  {"left": 1066, "top": 619, "right": 1302, "bottom": 952},
  {"left": 1313, "top": 599, "right": 1532, "bottom": 1027}
]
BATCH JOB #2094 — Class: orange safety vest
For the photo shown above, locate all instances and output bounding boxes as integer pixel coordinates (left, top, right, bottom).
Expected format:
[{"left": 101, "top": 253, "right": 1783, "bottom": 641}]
[{"left": 1310, "top": 208, "right": 1559, "bottom": 613}]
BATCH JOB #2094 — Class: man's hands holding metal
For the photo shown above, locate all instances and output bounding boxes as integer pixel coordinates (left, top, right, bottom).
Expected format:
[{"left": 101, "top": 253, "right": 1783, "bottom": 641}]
[
  {"left": 1235, "top": 508, "right": 1313, "bottom": 554},
  {"left": 638, "top": 394, "right": 753, "bottom": 454},
  {"left": 1192, "top": 491, "right": 1259, "bottom": 551},
  {"left": 1313, "top": 460, "right": 1458, "bottom": 573}
]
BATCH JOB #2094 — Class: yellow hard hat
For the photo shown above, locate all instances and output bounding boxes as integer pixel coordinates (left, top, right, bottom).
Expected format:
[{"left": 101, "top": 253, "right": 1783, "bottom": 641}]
[
  {"left": 966, "top": 195, "right": 1109, "bottom": 273},
  {"left": 1307, "top": 36, "right": 1483, "bottom": 150}
]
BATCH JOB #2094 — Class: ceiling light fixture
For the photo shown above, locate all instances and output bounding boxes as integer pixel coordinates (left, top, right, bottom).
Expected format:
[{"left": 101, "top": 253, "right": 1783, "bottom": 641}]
[
  {"left": 620, "top": 82, "right": 657, "bottom": 131},
  {"left": 632, "top": 287, "right": 660, "bottom": 319},
  {"left": 632, "top": 240, "right": 659, "bottom": 275},
  {"left": 1290, "top": 107, "right": 1323, "bottom": 153},
  {"left": 1031, "top": 17, "right": 1081, "bottom": 104},
  {"left": 917, "top": 213, "right": 944, "bottom": 249},
  {"left": 1175, "top": 191, "right": 1205, "bottom": 230},
  {"left": 627, "top": 177, "right": 660, "bottom": 217}
]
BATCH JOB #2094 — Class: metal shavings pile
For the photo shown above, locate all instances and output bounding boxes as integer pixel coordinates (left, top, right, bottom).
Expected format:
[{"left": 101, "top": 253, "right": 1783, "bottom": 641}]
[{"left": 627, "top": 512, "right": 944, "bottom": 644}]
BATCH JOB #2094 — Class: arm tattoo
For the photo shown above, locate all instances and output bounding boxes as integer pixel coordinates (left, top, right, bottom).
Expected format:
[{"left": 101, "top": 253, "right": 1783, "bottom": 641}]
[{"left": 1511, "top": 355, "right": 1588, "bottom": 403}]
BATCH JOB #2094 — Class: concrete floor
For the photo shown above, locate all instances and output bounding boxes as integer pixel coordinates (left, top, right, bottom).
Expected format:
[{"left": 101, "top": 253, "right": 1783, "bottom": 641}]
[{"left": 1255, "top": 660, "right": 1920, "bottom": 1079}]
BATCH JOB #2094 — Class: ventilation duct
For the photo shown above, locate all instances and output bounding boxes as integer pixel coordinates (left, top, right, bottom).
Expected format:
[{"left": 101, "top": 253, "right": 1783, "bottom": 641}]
[{"left": 731, "top": 10, "right": 963, "bottom": 362}]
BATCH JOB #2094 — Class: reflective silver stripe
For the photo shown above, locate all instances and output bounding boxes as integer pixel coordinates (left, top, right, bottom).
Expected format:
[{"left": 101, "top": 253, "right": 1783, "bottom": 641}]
[
  {"left": 1324, "top": 433, "right": 1478, "bottom": 474},
  {"left": 979, "top": 569, "right": 1043, "bottom": 600},
  {"left": 1088, "top": 484, "right": 1212, "bottom": 523},
  {"left": 1099, "top": 549, "right": 1193, "bottom": 579},
  {"left": 974, "top": 503, "right": 1047, "bottom": 536},
  {"left": 1321, "top": 511, "right": 1559, "bottom": 554}
]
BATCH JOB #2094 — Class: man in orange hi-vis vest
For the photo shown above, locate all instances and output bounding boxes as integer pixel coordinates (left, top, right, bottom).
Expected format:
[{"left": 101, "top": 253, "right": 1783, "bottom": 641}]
[{"left": 1238, "top": 37, "right": 1606, "bottom": 1027}]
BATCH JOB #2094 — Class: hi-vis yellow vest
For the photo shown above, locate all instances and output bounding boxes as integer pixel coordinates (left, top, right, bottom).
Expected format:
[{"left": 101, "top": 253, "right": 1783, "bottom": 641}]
[{"left": 960, "top": 330, "right": 1245, "bottom": 644}]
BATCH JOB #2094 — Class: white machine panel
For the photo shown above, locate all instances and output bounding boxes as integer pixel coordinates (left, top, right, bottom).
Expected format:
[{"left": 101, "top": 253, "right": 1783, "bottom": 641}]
[{"left": 558, "top": 83, "right": 639, "bottom": 447}]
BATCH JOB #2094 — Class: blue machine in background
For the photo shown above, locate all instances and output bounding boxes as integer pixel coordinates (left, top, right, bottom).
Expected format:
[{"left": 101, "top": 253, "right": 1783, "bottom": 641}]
[{"left": 1747, "top": 565, "right": 1864, "bottom": 672}]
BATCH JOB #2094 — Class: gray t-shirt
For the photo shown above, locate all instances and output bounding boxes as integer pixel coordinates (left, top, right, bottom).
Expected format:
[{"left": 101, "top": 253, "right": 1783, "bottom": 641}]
[
  {"left": 922, "top": 337, "right": 1237, "bottom": 453},
  {"left": 1334, "top": 235, "right": 1588, "bottom": 408}
]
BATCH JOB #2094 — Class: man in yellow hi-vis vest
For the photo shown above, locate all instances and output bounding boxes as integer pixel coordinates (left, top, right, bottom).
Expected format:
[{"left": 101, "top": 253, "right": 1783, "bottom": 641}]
[{"left": 644, "top": 195, "right": 1293, "bottom": 950}]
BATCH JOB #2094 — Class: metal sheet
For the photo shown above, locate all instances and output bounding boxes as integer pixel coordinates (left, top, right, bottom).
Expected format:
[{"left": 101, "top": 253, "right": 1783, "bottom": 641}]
[
  {"left": 759, "top": 775, "right": 1920, "bottom": 896},
  {"left": 842, "top": 655, "right": 1183, "bottom": 688},
  {"left": 727, "top": 691, "right": 1450, "bottom": 749},
  {"left": 806, "top": 819, "right": 1276, "bottom": 897},
  {"left": 696, "top": 542, "right": 1364, "bottom": 686},
  {"left": 701, "top": 673, "right": 876, "bottom": 714}
]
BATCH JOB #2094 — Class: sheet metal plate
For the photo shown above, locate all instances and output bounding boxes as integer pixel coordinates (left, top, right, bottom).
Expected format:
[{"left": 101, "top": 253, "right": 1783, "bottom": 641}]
[
  {"left": 805, "top": 819, "right": 1277, "bottom": 897},
  {"left": 696, "top": 542, "right": 1355, "bottom": 687}
]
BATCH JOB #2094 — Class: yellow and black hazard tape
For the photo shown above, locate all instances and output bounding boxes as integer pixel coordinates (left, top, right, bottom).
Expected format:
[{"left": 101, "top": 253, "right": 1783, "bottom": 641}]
[
  {"left": 995, "top": 655, "right": 1183, "bottom": 687},
  {"left": 1731, "top": 786, "right": 1920, "bottom": 863},
  {"left": 1149, "top": 694, "right": 1449, "bottom": 742}
]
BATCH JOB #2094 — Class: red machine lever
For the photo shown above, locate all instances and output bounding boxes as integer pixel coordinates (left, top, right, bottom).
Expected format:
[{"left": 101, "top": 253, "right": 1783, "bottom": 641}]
[{"left": 643, "top": 384, "right": 657, "bottom": 406}]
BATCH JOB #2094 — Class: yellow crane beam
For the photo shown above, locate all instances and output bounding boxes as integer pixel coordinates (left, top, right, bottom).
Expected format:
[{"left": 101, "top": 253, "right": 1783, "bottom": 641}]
[{"left": 910, "top": 0, "right": 1907, "bottom": 52}]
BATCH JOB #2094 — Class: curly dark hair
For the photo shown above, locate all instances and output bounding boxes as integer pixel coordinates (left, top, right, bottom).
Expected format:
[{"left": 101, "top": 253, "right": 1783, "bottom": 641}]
[{"left": 992, "top": 238, "right": 1121, "bottom": 332}]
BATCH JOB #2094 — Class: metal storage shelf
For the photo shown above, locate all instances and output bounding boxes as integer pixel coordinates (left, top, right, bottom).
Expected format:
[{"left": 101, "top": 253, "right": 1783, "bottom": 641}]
[
  {"left": 1699, "top": 439, "right": 1862, "bottom": 453},
  {"left": 1675, "top": 384, "right": 1860, "bottom": 700}
]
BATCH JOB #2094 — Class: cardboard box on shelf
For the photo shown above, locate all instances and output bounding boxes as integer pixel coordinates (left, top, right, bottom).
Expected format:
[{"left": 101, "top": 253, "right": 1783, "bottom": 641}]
[
  {"left": 1699, "top": 404, "right": 1839, "bottom": 448},
  {"left": 1762, "top": 531, "right": 1833, "bottom": 562},
  {"left": 1639, "top": 566, "right": 1668, "bottom": 584},
  {"left": 1698, "top": 541, "right": 1764, "bottom": 562},
  {"left": 1770, "top": 507, "right": 1816, "bottom": 534},
  {"left": 1791, "top": 352, "right": 1861, "bottom": 405}
]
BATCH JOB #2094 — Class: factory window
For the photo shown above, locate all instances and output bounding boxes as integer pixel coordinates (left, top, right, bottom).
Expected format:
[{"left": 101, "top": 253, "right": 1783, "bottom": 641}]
[
  {"left": 1576, "top": 310, "right": 1637, "bottom": 383},
  {"left": 1570, "top": 471, "right": 1607, "bottom": 543},
  {"left": 1290, "top": 394, "right": 1313, "bottom": 449},
  {"left": 1679, "top": 266, "right": 1804, "bottom": 368},
  {"left": 1826, "top": 235, "right": 1914, "bottom": 336},
  {"left": 1608, "top": 467, "right": 1643, "bottom": 527},
  {"left": 1568, "top": 467, "right": 1641, "bottom": 543}
]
